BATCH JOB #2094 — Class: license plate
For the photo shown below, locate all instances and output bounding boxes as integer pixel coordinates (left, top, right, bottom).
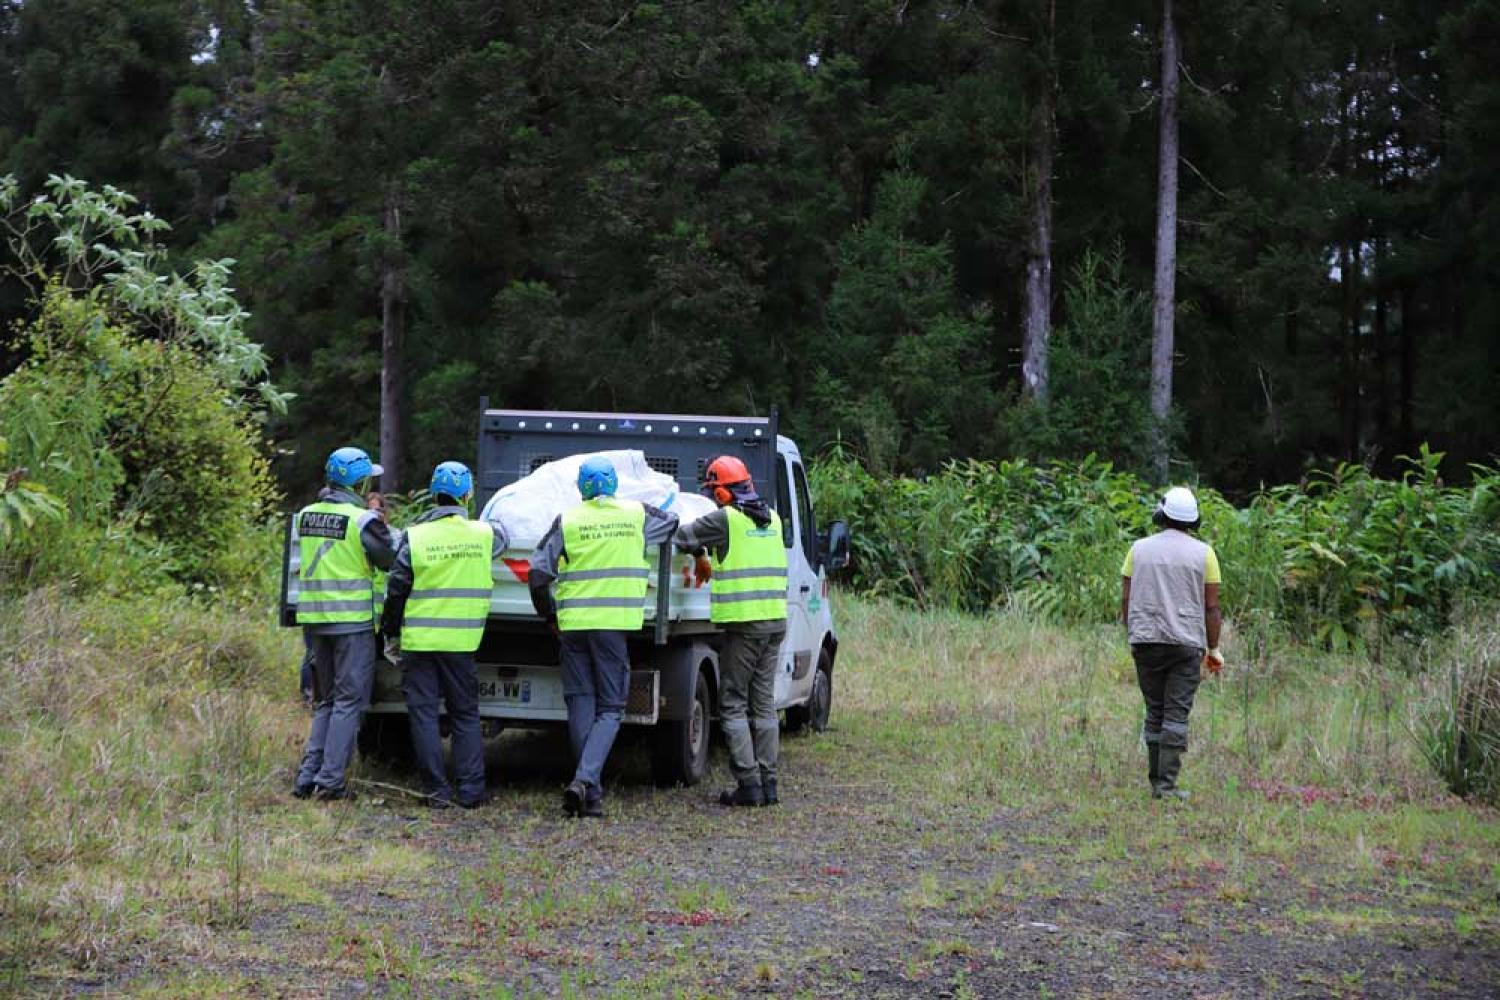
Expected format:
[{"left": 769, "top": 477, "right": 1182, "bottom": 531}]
[{"left": 478, "top": 678, "right": 531, "bottom": 704}]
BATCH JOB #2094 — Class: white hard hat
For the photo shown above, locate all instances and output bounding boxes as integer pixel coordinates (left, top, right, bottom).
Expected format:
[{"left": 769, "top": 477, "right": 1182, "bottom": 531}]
[{"left": 1159, "top": 486, "right": 1199, "bottom": 523}]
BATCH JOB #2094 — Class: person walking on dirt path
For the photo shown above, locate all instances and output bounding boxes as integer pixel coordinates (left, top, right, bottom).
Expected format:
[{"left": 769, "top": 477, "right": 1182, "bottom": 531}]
[
  {"left": 293, "top": 447, "right": 397, "bottom": 802},
  {"left": 1121, "top": 486, "right": 1224, "bottom": 800},
  {"left": 674, "top": 455, "right": 788, "bottom": 808},
  {"left": 381, "top": 461, "right": 506, "bottom": 809},
  {"left": 529, "top": 456, "right": 679, "bottom": 818}
]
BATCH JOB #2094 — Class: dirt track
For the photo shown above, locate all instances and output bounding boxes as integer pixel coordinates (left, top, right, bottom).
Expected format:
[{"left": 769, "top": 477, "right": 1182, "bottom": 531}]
[{"left": 69, "top": 718, "right": 1500, "bottom": 998}]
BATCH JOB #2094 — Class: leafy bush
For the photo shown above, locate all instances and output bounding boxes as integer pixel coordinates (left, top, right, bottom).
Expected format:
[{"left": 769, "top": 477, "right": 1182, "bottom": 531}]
[
  {"left": 1, "top": 294, "right": 278, "bottom": 590},
  {"left": 0, "top": 434, "right": 65, "bottom": 543},
  {"left": 0, "top": 175, "right": 284, "bottom": 594},
  {"left": 810, "top": 448, "right": 1500, "bottom": 643}
]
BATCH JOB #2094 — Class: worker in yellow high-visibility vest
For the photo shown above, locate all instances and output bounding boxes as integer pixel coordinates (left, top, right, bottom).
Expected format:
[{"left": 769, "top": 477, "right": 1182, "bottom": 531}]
[
  {"left": 674, "top": 455, "right": 788, "bottom": 808},
  {"left": 528, "top": 456, "right": 679, "bottom": 818},
  {"left": 293, "top": 446, "right": 396, "bottom": 801},
  {"left": 381, "top": 462, "right": 507, "bottom": 809}
]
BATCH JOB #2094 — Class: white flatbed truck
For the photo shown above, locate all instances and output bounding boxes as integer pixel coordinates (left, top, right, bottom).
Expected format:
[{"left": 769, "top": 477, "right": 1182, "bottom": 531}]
[{"left": 281, "top": 404, "right": 849, "bottom": 786}]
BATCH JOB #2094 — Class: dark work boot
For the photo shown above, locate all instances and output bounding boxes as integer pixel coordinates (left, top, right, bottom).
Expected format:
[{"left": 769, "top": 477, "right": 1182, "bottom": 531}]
[
  {"left": 292, "top": 781, "right": 315, "bottom": 800},
  {"left": 582, "top": 785, "right": 604, "bottom": 819},
  {"left": 718, "top": 781, "right": 765, "bottom": 808},
  {"left": 1155, "top": 746, "right": 1190, "bottom": 801},
  {"left": 761, "top": 778, "right": 778, "bottom": 806},
  {"left": 1147, "top": 744, "right": 1161, "bottom": 797},
  {"left": 563, "top": 779, "right": 587, "bottom": 817}
]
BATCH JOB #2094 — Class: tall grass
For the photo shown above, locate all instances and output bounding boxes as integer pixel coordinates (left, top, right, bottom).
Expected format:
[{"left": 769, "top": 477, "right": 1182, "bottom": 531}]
[
  {"left": 0, "top": 588, "right": 301, "bottom": 983},
  {"left": 811, "top": 447, "right": 1500, "bottom": 801},
  {"left": 1415, "top": 609, "right": 1500, "bottom": 803}
]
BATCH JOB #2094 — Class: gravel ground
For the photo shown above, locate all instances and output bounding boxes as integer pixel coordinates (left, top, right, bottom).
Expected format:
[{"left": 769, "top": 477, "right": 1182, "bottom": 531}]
[{"left": 49, "top": 718, "right": 1500, "bottom": 999}]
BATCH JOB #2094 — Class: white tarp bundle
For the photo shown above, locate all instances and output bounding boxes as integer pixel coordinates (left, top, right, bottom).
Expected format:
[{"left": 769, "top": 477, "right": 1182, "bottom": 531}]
[{"left": 480, "top": 449, "right": 717, "bottom": 549}]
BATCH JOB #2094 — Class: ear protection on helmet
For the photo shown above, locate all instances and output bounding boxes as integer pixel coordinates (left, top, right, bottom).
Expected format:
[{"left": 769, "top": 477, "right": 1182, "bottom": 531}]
[{"left": 702, "top": 455, "right": 751, "bottom": 506}]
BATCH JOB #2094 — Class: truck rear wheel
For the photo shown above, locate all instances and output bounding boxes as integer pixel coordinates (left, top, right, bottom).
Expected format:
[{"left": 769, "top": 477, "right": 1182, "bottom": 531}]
[
  {"left": 652, "top": 668, "right": 710, "bottom": 787},
  {"left": 357, "top": 713, "right": 414, "bottom": 768},
  {"left": 786, "top": 648, "right": 833, "bottom": 734}
]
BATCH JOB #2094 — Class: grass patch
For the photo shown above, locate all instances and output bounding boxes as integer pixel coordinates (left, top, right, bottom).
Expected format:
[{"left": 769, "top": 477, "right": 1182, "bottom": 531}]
[{"left": 3, "top": 588, "right": 1498, "bottom": 994}]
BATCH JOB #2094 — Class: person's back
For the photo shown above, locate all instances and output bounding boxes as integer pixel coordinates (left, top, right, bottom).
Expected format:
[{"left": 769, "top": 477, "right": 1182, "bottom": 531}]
[
  {"left": 1124, "top": 529, "right": 1212, "bottom": 649},
  {"left": 382, "top": 461, "right": 503, "bottom": 810},
  {"left": 529, "top": 456, "right": 679, "bottom": 817}
]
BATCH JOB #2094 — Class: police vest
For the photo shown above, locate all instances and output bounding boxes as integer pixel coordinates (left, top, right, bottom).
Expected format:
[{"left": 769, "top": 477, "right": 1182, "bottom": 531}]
[
  {"left": 710, "top": 507, "right": 788, "bottom": 624},
  {"left": 556, "top": 497, "right": 649, "bottom": 631},
  {"left": 297, "top": 500, "right": 376, "bottom": 627},
  {"left": 401, "top": 516, "right": 494, "bottom": 652}
]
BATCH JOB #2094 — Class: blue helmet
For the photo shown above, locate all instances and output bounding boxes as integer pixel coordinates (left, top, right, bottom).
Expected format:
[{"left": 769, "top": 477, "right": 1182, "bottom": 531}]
[
  {"left": 577, "top": 456, "right": 618, "bottom": 500},
  {"left": 325, "top": 446, "right": 382, "bottom": 488},
  {"left": 430, "top": 460, "right": 473, "bottom": 501}
]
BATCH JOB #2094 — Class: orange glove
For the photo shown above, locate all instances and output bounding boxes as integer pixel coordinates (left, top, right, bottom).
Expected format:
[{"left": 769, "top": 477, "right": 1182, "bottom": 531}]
[
  {"left": 1202, "top": 647, "right": 1224, "bottom": 675},
  {"left": 694, "top": 555, "right": 713, "bottom": 587}
]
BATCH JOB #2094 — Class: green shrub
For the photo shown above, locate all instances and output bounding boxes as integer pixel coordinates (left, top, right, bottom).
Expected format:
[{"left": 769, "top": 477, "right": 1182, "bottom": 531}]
[
  {"left": 1, "top": 293, "right": 278, "bottom": 591},
  {"left": 810, "top": 448, "right": 1500, "bottom": 642},
  {"left": 1, "top": 175, "right": 285, "bottom": 595}
]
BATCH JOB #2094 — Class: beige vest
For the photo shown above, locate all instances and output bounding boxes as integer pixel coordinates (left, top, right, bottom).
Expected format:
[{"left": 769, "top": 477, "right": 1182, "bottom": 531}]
[{"left": 1127, "top": 529, "right": 1209, "bottom": 649}]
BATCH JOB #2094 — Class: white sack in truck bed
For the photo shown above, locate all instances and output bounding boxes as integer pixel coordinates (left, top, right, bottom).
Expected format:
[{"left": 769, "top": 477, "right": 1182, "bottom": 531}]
[{"left": 479, "top": 449, "right": 717, "bottom": 549}]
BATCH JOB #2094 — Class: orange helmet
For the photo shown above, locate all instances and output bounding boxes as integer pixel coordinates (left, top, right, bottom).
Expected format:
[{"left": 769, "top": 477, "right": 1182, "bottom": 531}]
[{"left": 702, "top": 455, "right": 751, "bottom": 506}]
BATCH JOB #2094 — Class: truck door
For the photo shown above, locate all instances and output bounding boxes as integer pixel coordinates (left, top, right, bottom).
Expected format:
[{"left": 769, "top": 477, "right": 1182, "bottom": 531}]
[{"left": 774, "top": 452, "right": 820, "bottom": 706}]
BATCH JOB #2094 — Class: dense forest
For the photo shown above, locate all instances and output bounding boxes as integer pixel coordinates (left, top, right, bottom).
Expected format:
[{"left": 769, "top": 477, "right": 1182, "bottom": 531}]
[{"left": 2, "top": 0, "right": 1497, "bottom": 495}]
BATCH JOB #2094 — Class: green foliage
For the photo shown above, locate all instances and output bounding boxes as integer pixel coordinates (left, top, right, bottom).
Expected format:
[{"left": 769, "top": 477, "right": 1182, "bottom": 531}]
[
  {"left": 815, "top": 163, "right": 998, "bottom": 473},
  {"left": 0, "top": 434, "right": 65, "bottom": 543},
  {"left": 1006, "top": 248, "right": 1159, "bottom": 477},
  {"left": 1, "top": 174, "right": 290, "bottom": 414},
  {"left": 810, "top": 448, "right": 1500, "bottom": 644},
  {"left": 0, "top": 176, "right": 283, "bottom": 593},
  {"left": 0, "top": 293, "right": 279, "bottom": 590},
  {"left": 5, "top": 0, "right": 1499, "bottom": 493}
]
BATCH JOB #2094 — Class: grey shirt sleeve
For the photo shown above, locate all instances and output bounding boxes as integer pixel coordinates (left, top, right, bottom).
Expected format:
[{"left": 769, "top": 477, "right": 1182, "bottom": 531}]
[
  {"left": 357, "top": 510, "right": 397, "bottom": 571},
  {"left": 489, "top": 520, "right": 509, "bottom": 557},
  {"left": 673, "top": 506, "right": 730, "bottom": 562},
  {"left": 528, "top": 516, "right": 565, "bottom": 619},
  {"left": 381, "top": 534, "right": 414, "bottom": 637},
  {"left": 641, "top": 502, "right": 680, "bottom": 551}
]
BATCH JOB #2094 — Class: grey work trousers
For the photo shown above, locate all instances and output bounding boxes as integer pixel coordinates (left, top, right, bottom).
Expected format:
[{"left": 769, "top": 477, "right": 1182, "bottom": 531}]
[
  {"left": 1131, "top": 642, "right": 1202, "bottom": 750},
  {"left": 560, "top": 630, "right": 630, "bottom": 791},
  {"left": 297, "top": 630, "right": 377, "bottom": 792},
  {"left": 401, "top": 650, "right": 487, "bottom": 804},
  {"left": 719, "top": 627, "right": 785, "bottom": 786}
]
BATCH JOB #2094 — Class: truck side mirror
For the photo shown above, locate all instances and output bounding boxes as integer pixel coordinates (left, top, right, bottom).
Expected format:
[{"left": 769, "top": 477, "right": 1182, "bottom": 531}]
[{"left": 820, "top": 519, "right": 851, "bottom": 572}]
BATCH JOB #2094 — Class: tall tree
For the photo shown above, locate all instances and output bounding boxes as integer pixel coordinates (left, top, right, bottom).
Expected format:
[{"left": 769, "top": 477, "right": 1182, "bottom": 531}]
[
  {"left": 1021, "top": 0, "right": 1057, "bottom": 405},
  {"left": 1149, "top": 0, "right": 1181, "bottom": 483}
]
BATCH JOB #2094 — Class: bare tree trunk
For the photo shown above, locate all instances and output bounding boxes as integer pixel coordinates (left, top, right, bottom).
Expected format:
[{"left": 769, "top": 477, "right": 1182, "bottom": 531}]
[
  {"left": 1398, "top": 284, "right": 1415, "bottom": 455},
  {"left": 1021, "top": 0, "right": 1056, "bottom": 405},
  {"left": 1373, "top": 238, "right": 1390, "bottom": 463},
  {"left": 379, "top": 182, "right": 405, "bottom": 492},
  {"left": 1338, "top": 238, "right": 1359, "bottom": 461},
  {"left": 1149, "top": 0, "right": 1180, "bottom": 484}
]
